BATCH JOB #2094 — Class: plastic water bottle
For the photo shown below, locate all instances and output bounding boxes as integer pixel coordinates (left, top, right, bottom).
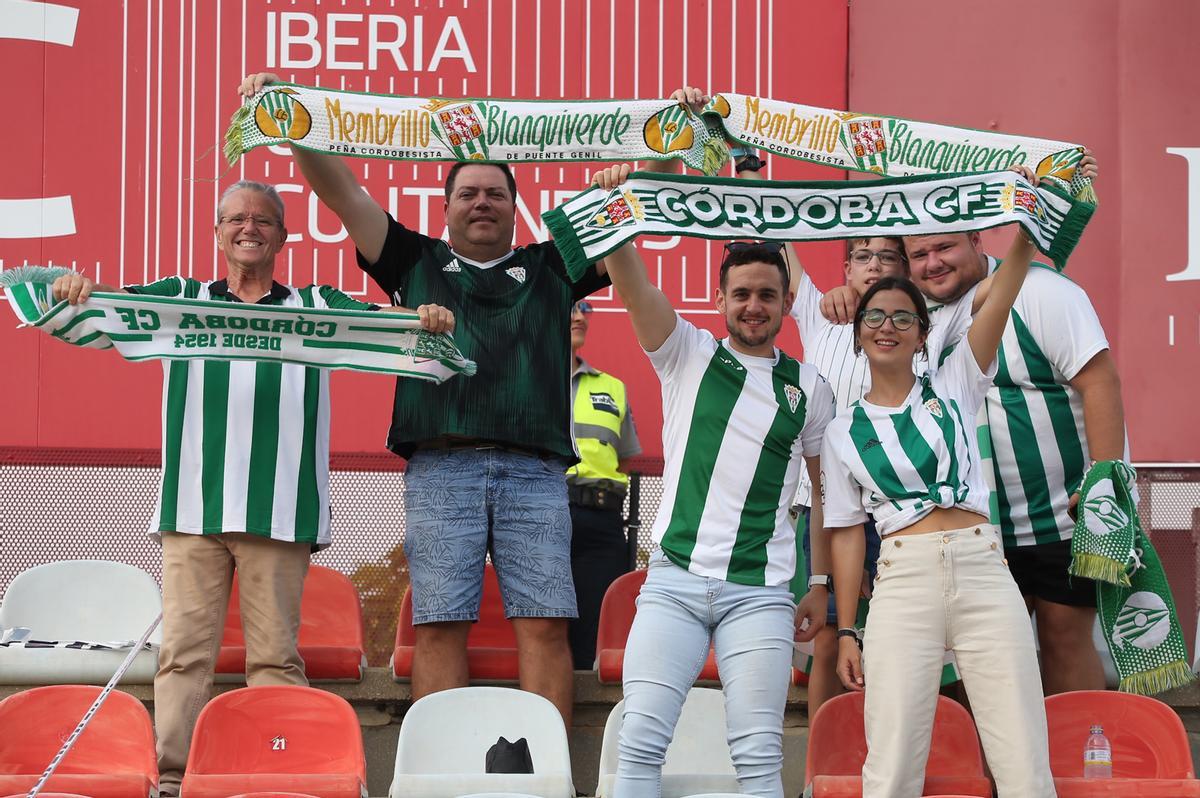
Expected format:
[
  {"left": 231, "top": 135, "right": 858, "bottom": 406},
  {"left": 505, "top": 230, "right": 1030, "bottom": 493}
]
[{"left": 1083, "top": 724, "right": 1113, "bottom": 778}]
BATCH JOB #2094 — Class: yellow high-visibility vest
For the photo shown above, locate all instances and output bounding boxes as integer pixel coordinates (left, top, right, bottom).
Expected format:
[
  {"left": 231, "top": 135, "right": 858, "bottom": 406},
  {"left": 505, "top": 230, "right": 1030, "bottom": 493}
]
[{"left": 567, "top": 370, "right": 629, "bottom": 486}]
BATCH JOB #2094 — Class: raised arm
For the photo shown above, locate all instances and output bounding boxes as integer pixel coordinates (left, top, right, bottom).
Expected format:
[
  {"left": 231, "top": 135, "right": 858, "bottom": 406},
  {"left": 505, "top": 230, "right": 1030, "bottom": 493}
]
[
  {"left": 592, "top": 165, "right": 677, "bottom": 351},
  {"left": 964, "top": 167, "right": 1041, "bottom": 372},
  {"left": 238, "top": 73, "right": 389, "bottom": 263}
]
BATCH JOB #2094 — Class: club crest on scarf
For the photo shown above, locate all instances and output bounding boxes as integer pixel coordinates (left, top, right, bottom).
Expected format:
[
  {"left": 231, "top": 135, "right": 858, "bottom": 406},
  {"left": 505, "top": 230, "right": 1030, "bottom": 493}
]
[
  {"left": 255, "top": 89, "right": 312, "bottom": 141},
  {"left": 1082, "top": 477, "right": 1130, "bottom": 538},
  {"left": 427, "top": 99, "right": 490, "bottom": 160},
  {"left": 586, "top": 188, "right": 645, "bottom": 230},
  {"left": 1113, "top": 592, "right": 1171, "bottom": 651},
  {"left": 838, "top": 115, "right": 892, "bottom": 175}
]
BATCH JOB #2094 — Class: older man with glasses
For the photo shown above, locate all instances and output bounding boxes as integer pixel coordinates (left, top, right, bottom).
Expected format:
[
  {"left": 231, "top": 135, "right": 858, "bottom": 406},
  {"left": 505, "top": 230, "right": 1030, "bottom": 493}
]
[{"left": 565, "top": 299, "right": 643, "bottom": 670}]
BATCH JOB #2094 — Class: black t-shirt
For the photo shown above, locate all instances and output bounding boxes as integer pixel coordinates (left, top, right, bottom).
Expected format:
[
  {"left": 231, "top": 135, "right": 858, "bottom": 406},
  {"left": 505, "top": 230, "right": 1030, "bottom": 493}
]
[{"left": 357, "top": 214, "right": 609, "bottom": 460}]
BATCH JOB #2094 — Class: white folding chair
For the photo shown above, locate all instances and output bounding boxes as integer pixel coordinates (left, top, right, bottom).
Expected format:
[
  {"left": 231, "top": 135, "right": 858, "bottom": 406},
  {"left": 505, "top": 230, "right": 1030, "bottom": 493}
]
[
  {"left": 389, "top": 686, "right": 573, "bottom": 798},
  {"left": 596, "top": 687, "right": 740, "bottom": 798},
  {"left": 0, "top": 560, "right": 161, "bottom": 684}
]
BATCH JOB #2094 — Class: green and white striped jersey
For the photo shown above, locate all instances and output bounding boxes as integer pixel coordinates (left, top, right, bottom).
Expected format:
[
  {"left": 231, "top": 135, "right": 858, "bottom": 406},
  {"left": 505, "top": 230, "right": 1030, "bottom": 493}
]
[
  {"left": 821, "top": 342, "right": 996, "bottom": 537},
  {"left": 125, "top": 277, "right": 374, "bottom": 546},
  {"left": 978, "top": 263, "right": 1129, "bottom": 547},
  {"left": 649, "top": 315, "right": 835, "bottom": 587},
  {"left": 787, "top": 272, "right": 977, "bottom": 507}
]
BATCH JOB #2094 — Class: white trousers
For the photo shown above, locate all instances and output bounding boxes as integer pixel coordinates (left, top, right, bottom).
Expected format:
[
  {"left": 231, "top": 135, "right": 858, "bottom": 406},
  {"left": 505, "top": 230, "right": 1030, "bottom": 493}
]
[{"left": 861, "top": 524, "right": 1056, "bottom": 798}]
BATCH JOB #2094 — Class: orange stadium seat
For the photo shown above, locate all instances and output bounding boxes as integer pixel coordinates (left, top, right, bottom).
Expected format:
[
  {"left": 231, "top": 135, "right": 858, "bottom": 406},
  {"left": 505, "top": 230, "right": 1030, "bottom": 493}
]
[
  {"left": 217, "top": 565, "right": 366, "bottom": 682},
  {"left": 595, "top": 569, "right": 720, "bottom": 684},
  {"left": 1045, "top": 689, "right": 1200, "bottom": 797},
  {"left": 392, "top": 564, "right": 520, "bottom": 681},
  {"left": 0, "top": 685, "right": 157, "bottom": 798},
  {"left": 804, "top": 691, "right": 992, "bottom": 797},
  {"left": 180, "top": 685, "right": 365, "bottom": 798}
]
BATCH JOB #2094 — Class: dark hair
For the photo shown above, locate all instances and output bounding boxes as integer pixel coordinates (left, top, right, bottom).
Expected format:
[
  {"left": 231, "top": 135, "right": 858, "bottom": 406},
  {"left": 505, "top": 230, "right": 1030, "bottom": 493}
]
[
  {"left": 852, "top": 276, "right": 931, "bottom": 356},
  {"left": 444, "top": 162, "right": 518, "bottom": 202},
  {"left": 718, "top": 242, "right": 789, "bottom": 290}
]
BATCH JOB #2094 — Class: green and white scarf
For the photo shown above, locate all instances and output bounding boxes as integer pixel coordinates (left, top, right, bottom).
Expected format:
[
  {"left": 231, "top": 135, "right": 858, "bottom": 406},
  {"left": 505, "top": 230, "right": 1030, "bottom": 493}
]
[
  {"left": 225, "top": 85, "right": 728, "bottom": 174},
  {"left": 542, "top": 170, "right": 1094, "bottom": 281},
  {"left": 1, "top": 267, "right": 476, "bottom": 383},
  {"left": 703, "top": 93, "right": 1093, "bottom": 198},
  {"left": 225, "top": 85, "right": 1093, "bottom": 198},
  {"left": 1070, "top": 460, "right": 1194, "bottom": 695}
]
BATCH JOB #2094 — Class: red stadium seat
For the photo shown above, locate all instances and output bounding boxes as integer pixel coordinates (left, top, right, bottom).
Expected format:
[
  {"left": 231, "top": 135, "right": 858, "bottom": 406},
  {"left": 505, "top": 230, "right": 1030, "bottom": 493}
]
[
  {"left": 217, "top": 565, "right": 366, "bottom": 682},
  {"left": 804, "top": 691, "right": 992, "bottom": 797},
  {"left": 0, "top": 685, "right": 157, "bottom": 798},
  {"left": 180, "top": 685, "right": 365, "bottom": 798},
  {"left": 595, "top": 570, "right": 720, "bottom": 684},
  {"left": 392, "top": 564, "right": 521, "bottom": 681},
  {"left": 1045, "top": 689, "right": 1200, "bottom": 797}
]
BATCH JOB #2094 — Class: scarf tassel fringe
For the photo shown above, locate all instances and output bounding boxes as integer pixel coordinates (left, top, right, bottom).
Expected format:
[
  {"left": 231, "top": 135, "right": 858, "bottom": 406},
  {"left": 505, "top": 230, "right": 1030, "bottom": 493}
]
[
  {"left": 1119, "top": 661, "right": 1195, "bottom": 696},
  {"left": 1069, "top": 553, "right": 1131, "bottom": 587}
]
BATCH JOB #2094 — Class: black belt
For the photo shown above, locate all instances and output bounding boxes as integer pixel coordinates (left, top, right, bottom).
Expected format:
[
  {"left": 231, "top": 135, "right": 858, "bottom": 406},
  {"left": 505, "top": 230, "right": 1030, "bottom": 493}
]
[
  {"left": 417, "top": 437, "right": 554, "bottom": 460},
  {"left": 568, "top": 482, "right": 625, "bottom": 510}
]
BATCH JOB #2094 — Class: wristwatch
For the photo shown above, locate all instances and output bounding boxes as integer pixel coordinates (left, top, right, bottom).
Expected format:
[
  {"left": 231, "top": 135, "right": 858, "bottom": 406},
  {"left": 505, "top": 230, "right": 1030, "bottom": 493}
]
[
  {"left": 808, "top": 574, "right": 830, "bottom": 590},
  {"left": 837, "top": 627, "right": 862, "bottom": 649},
  {"left": 735, "top": 153, "right": 766, "bottom": 173}
]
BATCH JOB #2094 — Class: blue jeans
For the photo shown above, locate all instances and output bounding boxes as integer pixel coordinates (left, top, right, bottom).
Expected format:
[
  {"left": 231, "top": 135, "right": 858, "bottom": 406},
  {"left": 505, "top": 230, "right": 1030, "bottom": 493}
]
[
  {"left": 616, "top": 551, "right": 796, "bottom": 798},
  {"left": 403, "top": 448, "right": 577, "bottom": 623}
]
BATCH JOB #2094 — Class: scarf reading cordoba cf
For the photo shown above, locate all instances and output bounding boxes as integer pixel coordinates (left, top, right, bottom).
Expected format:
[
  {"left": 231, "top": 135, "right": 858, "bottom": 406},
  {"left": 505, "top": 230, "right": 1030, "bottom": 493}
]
[
  {"left": 1070, "top": 461, "right": 1194, "bottom": 695},
  {"left": 1, "top": 267, "right": 476, "bottom": 384},
  {"left": 225, "top": 85, "right": 1094, "bottom": 195},
  {"left": 542, "top": 170, "right": 1094, "bottom": 281}
]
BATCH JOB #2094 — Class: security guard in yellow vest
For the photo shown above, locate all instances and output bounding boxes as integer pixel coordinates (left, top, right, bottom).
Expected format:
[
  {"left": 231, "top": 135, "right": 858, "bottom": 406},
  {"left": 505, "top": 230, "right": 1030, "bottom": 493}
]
[{"left": 567, "top": 300, "right": 641, "bottom": 669}]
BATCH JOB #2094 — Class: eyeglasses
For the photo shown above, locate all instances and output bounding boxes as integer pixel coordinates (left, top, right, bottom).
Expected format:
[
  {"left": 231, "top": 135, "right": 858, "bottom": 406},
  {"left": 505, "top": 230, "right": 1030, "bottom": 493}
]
[
  {"left": 860, "top": 308, "right": 921, "bottom": 331},
  {"left": 849, "top": 248, "right": 905, "bottom": 267},
  {"left": 219, "top": 214, "right": 281, "bottom": 228},
  {"left": 572, "top": 301, "right": 594, "bottom": 315}
]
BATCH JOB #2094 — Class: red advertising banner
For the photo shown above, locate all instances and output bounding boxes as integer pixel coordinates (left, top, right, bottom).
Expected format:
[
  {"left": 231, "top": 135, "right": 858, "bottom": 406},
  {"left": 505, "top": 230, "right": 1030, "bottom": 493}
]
[
  {"left": 4, "top": 1, "right": 1196, "bottom": 464},
  {"left": 0, "top": 0, "right": 848, "bottom": 458}
]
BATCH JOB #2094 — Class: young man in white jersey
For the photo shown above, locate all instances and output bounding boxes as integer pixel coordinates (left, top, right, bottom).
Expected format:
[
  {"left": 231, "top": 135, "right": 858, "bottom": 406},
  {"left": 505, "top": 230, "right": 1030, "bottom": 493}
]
[
  {"left": 589, "top": 150, "right": 835, "bottom": 797},
  {"left": 51, "top": 182, "right": 453, "bottom": 797}
]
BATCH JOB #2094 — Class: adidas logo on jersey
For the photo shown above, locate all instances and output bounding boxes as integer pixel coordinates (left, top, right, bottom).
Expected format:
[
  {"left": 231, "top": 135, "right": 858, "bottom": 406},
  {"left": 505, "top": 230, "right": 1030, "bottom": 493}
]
[
  {"left": 924, "top": 398, "right": 944, "bottom": 418},
  {"left": 862, "top": 438, "right": 883, "bottom": 452},
  {"left": 443, "top": 260, "right": 462, "bottom": 273},
  {"left": 784, "top": 384, "right": 802, "bottom": 413},
  {"left": 506, "top": 266, "right": 527, "bottom": 283}
]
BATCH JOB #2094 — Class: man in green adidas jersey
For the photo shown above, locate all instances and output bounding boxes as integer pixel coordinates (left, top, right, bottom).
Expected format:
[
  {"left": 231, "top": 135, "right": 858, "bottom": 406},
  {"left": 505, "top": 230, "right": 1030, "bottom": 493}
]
[
  {"left": 239, "top": 72, "right": 611, "bottom": 726},
  {"left": 590, "top": 141, "right": 835, "bottom": 795},
  {"left": 52, "top": 180, "right": 455, "bottom": 796}
]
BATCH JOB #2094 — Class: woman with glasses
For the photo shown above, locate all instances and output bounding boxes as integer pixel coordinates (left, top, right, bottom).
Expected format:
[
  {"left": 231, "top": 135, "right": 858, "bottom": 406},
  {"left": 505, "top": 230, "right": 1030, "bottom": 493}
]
[{"left": 819, "top": 169, "right": 1056, "bottom": 797}]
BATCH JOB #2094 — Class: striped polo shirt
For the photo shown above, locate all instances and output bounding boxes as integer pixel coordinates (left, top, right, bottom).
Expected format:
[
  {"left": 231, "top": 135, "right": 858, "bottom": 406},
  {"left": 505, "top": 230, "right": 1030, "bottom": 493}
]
[{"left": 125, "top": 277, "right": 375, "bottom": 547}]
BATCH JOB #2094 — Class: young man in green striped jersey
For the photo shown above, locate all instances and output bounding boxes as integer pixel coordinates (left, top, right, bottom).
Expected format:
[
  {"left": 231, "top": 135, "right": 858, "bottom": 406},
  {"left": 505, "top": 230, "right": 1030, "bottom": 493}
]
[
  {"left": 240, "top": 71, "right": 612, "bottom": 728},
  {"left": 592, "top": 154, "right": 835, "bottom": 797},
  {"left": 51, "top": 181, "right": 453, "bottom": 797}
]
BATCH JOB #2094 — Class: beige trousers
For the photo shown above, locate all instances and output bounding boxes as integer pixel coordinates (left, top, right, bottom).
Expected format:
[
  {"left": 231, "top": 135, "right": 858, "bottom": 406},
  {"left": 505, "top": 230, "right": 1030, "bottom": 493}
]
[
  {"left": 861, "top": 524, "right": 1056, "bottom": 798},
  {"left": 154, "top": 531, "right": 310, "bottom": 794}
]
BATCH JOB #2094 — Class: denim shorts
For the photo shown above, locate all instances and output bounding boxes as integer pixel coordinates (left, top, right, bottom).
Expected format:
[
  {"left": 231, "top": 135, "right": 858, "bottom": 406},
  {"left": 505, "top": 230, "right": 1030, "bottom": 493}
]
[
  {"left": 800, "top": 505, "right": 882, "bottom": 623},
  {"left": 403, "top": 447, "right": 577, "bottom": 624}
]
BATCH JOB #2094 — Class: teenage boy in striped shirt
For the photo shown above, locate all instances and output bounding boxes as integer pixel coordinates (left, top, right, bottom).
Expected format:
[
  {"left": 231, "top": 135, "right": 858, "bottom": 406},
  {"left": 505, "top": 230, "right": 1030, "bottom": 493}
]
[
  {"left": 591, "top": 149, "right": 835, "bottom": 794},
  {"left": 50, "top": 181, "right": 454, "bottom": 797}
]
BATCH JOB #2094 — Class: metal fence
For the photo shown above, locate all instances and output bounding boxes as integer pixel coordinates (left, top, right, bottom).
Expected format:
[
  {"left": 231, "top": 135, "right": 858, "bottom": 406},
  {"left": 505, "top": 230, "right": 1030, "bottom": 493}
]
[{"left": 2, "top": 447, "right": 1198, "bottom": 665}]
